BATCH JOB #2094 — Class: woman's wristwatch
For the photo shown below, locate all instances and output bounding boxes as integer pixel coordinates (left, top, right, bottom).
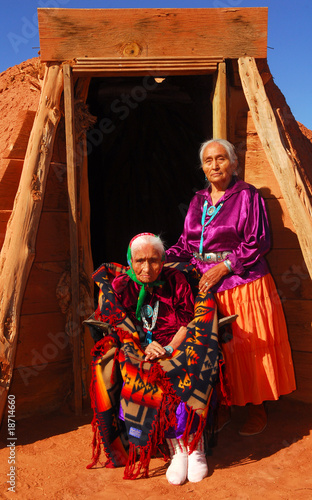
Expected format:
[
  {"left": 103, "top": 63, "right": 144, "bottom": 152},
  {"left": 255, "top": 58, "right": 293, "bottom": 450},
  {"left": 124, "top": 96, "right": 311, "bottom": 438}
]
[{"left": 164, "top": 345, "right": 174, "bottom": 355}]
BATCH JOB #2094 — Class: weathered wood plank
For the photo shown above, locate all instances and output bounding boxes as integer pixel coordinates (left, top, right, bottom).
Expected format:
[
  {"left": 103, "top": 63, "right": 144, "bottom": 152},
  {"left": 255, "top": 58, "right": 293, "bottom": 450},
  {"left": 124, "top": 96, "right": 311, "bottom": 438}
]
[
  {"left": 9, "top": 359, "right": 73, "bottom": 419},
  {"left": 21, "top": 261, "right": 67, "bottom": 316},
  {"left": 283, "top": 300, "right": 312, "bottom": 352},
  {"left": 75, "top": 76, "right": 94, "bottom": 402},
  {"left": 287, "top": 351, "right": 312, "bottom": 404},
  {"left": 72, "top": 57, "right": 221, "bottom": 76},
  {"left": 63, "top": 64, "right": 82, "bottom": 415},
  {"left": 51, "top": 118, "right": 67, "bottom": 164},
  {"left": 36, "top": 212, "right": 70, "bottom": 262},
  {"left": 287, "top": 324, "right": 312, "bottom": 353},
  {"left": 272, "top": 275, "right": 312, "bottom": 302},
  {"left": 38, "top": 8, "right": 268, "bottom": 62},
  {"left": 267, "top": 249, "right": 312, "bottom": 301},
  {"left": 0, "top": 64, "right": 64, "bottom": 423},
  {"left": 238, "top": 56, "right": 312, "bottom": 279},
  {"left": 213, "top": 62, "right": 227, "bottom": 139},
  {"left": 43, "top": 162, "right": 68, "bottom": 211},
  {"left": 283, "top": 300, "right": 312, "bottom": 335},
  {"left": 16, "top": 312, "right": 70, "bottom": 367}
]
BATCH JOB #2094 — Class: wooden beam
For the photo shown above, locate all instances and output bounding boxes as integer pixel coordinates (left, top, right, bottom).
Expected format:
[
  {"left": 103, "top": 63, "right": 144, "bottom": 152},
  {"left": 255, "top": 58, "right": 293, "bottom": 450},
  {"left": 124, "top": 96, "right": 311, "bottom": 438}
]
[
  {"left": 63, "top": 64, "right": 82, "bottom": 415},
  {"left": 75, "top": 76, "right": 95, "bottom": 400},
  {"left": 0, "top": 64, "right": 63, "bottom": 423},
  {"left": 238, "top": 56, "right": 312, "bottom": 279},
  {"left": 72, "top": 56, "right": 222, "bottom": 77},
  {"left": 213, "top": 62, "right": 227, "bottom": 139},
  {"left": 38, "top": 8, "right": 268, "bottom": 62}
]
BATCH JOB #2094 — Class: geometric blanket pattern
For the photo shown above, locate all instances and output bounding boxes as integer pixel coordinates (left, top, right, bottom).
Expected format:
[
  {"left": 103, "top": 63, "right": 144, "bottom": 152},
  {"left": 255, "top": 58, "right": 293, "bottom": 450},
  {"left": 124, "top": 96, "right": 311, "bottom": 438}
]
[{"left": 87, "top": 262, "right": 220, "bottom": 479}]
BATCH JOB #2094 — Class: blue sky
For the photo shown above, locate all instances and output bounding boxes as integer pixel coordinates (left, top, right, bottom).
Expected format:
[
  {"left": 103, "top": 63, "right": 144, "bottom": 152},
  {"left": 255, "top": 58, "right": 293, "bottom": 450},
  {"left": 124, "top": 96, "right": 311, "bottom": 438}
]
[{"left": 1, "top": 0, "right": 311, "bottom": 129}]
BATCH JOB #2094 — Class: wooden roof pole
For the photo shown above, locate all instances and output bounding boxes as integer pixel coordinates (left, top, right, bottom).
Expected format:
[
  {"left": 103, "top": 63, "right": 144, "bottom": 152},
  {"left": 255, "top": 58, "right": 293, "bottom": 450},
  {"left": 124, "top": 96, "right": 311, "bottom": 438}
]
[
  {"left": 213, "top": 61, "right": 227, "bottom": 139},
  {"left": 0, "top": 64, "right": 64, "bottom": 423},
  {"left": 63, "top": 64, "right": 82, "bottom": 415},
  {"left": 238, "top": 56, "right": 312, "bottom": 279}
]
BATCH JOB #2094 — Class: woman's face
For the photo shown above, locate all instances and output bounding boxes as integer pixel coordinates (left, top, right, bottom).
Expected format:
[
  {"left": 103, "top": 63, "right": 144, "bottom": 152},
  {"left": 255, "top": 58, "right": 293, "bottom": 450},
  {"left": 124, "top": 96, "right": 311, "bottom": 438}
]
[
  {"left": 131, "top": 243, "right": 163, "bottom": 283},
  {"left": 202, "top": 142, "right": 237, "bottom": 190}
]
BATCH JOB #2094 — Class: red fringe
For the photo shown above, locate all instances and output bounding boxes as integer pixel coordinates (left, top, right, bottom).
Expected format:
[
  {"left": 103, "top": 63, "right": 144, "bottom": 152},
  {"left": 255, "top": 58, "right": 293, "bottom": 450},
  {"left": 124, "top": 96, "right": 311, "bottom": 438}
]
[
  {"left": 176, "top": 400, "right": 207, "bottom": 455},
  {"left": 86, "top": 415, "right": 105, "bottom": 469}
]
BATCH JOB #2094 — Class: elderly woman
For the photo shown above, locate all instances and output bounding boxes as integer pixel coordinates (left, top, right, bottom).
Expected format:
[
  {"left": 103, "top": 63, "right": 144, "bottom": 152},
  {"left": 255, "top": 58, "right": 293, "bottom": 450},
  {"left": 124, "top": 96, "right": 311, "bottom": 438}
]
[
  {"left": 166, "top": 139, "right": 296, "bottom": 436},
  {"left": 88, "top": 233, "right": 218, "bottom": 484}
]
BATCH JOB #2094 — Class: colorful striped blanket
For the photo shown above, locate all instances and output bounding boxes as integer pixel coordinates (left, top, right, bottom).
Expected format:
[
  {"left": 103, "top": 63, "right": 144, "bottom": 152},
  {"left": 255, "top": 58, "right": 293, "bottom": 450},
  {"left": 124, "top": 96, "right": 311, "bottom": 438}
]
[{"left": 86, "top": 262, "right": 221, "bottom": 479}]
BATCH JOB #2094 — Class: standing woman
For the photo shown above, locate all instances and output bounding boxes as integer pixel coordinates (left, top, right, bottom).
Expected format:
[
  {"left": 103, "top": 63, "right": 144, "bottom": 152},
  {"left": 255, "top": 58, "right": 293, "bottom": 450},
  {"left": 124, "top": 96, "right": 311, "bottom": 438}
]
[{"left": 166, "top": 139, "right": 296, "bottom": 436}]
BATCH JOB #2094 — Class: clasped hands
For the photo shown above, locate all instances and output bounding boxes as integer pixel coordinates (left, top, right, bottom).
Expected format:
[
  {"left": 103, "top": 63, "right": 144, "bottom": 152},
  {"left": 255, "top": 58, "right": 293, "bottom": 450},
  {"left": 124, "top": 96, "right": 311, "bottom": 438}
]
[{"left": 144, "top": 341, "right": 167, "bottom": 361}]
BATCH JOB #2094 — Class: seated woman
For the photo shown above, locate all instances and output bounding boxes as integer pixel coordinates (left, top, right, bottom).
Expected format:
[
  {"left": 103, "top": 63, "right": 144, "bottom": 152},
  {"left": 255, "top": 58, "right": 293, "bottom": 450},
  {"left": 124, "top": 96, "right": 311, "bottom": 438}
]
[{"left": 87, "top": 233, "right": 221, "bottom": 484}]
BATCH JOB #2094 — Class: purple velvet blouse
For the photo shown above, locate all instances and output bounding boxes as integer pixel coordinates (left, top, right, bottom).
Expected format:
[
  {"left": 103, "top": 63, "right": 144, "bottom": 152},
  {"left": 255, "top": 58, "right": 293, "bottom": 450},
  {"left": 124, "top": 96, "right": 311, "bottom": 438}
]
[
  {"left": 112, "top": 267, "right": 194, "bottom": 346},
  {"left": 166, "top": 178, "right": 270, "bottom": 293}
]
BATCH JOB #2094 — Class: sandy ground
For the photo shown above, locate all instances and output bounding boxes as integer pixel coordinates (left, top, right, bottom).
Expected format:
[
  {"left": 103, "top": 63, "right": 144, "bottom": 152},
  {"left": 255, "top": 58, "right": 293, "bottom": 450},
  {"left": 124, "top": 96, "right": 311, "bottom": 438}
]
[{"left": 0, "top": 397, "right": 311, "bottom": 500}]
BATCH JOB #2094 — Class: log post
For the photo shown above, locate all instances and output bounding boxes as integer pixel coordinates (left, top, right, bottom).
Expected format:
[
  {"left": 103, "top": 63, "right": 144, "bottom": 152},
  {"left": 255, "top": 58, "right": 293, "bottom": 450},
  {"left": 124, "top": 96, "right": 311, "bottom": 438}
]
[
  {"left": 212, "top": 61, "right": 227, "bottom": 139},
  {"left": 75, "top": 78, "right": 95, "bottom": 396},
  {"left": 63, "top": 64, "right": 82, "bottom": 415},
  {"left": 238, "top": 56, "right": 312, "bottom": 279},
  {"left": 0, "top": 64, "right": 64, "bottom": 423}
]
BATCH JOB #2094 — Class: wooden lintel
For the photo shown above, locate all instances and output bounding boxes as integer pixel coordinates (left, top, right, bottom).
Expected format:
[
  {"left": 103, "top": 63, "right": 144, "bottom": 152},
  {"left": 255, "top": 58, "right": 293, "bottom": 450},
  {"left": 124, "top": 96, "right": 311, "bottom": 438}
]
[
  {"left": 38, "top": 8, "right": 268, "bottom": 62},
  {"left": 63, "top": 64, "right": 82, "bottom": 415},
  {"left": 0, "top": 64, "right": 64, "bottom": 423},
  {"left": 213, "top": 62, "right": 227, "bottom": 139},
  {"left": 72, "top": 56, "right": 222, "bottom": 76},
  {"left": 238, "top": 56, "right": 312, "bottom": 279}
]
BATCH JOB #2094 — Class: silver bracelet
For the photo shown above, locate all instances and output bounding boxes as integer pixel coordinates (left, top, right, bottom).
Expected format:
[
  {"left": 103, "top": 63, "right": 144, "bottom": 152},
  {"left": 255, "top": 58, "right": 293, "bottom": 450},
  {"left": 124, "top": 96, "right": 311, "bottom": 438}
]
[{"left": 224, "top": 259, "right": 232, "bottom": 272}]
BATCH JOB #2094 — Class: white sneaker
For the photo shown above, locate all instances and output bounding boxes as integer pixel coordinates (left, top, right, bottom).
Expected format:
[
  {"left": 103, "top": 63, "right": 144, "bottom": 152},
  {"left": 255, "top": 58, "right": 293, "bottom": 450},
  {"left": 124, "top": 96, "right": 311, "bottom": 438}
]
[
  {"left": 166, "top": 438, "right": 188, "bottom": 485},
  {"left": 187, "top": 435, "right": 208, "bottom": 483}
]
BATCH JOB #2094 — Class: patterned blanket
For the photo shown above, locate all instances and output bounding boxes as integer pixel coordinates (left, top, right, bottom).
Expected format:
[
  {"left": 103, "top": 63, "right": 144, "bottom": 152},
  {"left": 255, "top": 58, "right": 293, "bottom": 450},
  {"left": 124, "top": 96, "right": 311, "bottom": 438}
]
[{"left": 86, "top": 262, "right": 221, "bottom": 479}]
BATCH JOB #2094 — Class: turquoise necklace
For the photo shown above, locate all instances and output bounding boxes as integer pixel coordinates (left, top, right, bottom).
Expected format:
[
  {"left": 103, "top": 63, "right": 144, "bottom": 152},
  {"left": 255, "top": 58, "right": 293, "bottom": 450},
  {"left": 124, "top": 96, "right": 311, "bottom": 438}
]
[
  {"left": 199, "top": 200, "right": 223, "bottom": 255},
  {"left": 141, "top": 301, "right": 159, "bottom": 344}
]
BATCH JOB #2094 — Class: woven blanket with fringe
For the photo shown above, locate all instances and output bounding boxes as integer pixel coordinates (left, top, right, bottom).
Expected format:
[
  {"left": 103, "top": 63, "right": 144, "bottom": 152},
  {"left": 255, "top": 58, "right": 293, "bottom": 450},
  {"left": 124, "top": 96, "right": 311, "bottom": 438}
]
[{"left": 86, "top": 262, "right": 220, "bottom": 479}]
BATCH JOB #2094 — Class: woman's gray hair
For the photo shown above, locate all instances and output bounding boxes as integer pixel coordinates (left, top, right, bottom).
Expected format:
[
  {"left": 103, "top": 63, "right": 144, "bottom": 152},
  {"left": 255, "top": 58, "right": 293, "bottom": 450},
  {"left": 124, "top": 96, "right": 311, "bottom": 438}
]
[
  {"left": 131, "top": 234, "right": 165, "bottom": 259},
  {"left": 199, "top": 138, "right": 238, "bottom": 166}
]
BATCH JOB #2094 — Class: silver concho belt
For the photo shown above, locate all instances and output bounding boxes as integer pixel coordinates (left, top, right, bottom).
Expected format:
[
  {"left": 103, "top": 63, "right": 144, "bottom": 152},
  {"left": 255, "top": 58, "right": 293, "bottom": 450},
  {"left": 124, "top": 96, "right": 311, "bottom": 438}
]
[{"left": 193, "top": 251, "right": 231, "bottom": 262}]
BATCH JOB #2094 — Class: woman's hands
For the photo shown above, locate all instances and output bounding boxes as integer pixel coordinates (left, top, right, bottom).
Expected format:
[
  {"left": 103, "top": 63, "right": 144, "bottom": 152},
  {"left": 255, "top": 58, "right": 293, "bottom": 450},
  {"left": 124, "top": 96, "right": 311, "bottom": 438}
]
[
  {"left": 144, "top": 341, "right": 166, "bottom": 361},
  {"left": 144, "top": 326, "right": 187, "bottom": 361},
  {"left": 198, "top": 262, "right": 230, "bottom": 292}
]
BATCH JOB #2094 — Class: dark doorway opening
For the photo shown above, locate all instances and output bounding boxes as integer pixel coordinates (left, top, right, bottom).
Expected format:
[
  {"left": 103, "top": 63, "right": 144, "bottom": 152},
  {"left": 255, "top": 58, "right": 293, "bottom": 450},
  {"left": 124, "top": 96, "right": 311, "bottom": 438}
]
[{"left": 86, "top": 74, "right": 213, "bottom": 269}]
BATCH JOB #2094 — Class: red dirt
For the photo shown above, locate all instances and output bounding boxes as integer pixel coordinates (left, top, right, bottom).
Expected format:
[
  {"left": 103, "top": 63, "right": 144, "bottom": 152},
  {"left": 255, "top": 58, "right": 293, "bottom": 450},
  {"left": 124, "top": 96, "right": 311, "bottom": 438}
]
[{"left": 0, "top": 397, "right": 312, "bottom": 499}]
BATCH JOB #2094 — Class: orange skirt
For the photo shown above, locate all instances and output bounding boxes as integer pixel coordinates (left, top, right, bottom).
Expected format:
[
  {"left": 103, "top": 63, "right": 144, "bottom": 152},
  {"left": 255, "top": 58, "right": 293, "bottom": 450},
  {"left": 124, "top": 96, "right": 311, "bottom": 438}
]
[{"left": 215, "top": 274, "right": 296, "bottom": 406}]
